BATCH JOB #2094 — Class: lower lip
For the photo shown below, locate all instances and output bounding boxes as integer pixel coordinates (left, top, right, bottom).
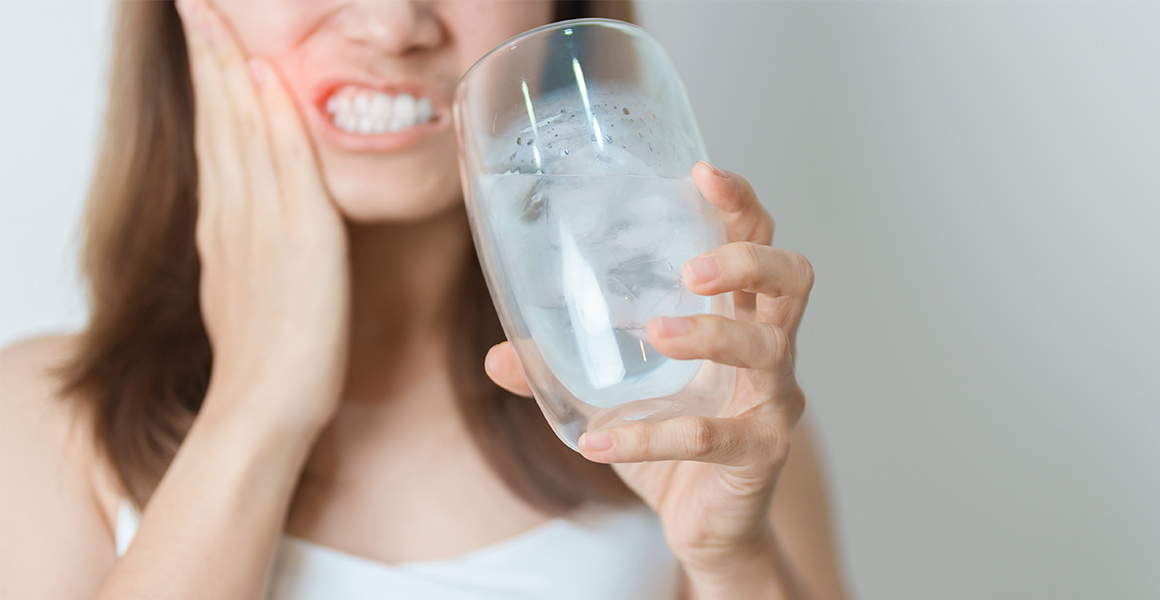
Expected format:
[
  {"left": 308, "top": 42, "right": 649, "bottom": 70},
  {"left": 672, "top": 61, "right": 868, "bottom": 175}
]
[{"left": 310, "top": 106, "right": 447, "bottom": 153}]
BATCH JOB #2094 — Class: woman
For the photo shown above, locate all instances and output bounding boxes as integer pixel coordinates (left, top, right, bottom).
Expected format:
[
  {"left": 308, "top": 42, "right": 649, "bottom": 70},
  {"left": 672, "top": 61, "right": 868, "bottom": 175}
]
[{"left": 0, "top": 0, "right": 848, "bottom": 598}]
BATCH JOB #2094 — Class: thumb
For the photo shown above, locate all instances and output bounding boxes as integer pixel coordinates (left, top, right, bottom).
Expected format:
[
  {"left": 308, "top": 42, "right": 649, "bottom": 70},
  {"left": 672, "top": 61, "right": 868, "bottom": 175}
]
[{"left": 484, "top": 342, "right": 533, "bottom": 397}]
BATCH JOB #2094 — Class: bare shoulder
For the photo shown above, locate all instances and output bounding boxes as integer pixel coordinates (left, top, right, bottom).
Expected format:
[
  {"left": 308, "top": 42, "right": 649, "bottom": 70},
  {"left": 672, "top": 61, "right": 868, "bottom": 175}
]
[
  {"left": 770, "top": 413, "right": 852, "bottom": 600},
  {"left": 0, "top": 333, "right": 119, "bottom": 599}
]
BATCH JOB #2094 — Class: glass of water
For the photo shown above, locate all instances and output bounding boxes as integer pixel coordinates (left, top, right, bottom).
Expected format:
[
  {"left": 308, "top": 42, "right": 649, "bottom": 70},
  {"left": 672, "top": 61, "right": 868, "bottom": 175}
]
[{"left": 453, "top": 18, "right": 735, "bottom": 451}]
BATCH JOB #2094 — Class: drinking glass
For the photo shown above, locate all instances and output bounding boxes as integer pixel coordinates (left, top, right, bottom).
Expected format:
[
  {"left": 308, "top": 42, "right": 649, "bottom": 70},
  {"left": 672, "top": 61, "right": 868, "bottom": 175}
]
[{"left": 454, "top": 18, "right": 735, "bottom": 451}]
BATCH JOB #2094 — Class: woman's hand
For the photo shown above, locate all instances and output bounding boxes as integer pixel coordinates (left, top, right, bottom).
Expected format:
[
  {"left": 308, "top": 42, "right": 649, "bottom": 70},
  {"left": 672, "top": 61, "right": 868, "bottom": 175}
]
[
  {"left": 485, "top": 161, "right": 814, "bottom": 575},
  {"left": 178, "top": 0, "right": 351, "bottom": 434}
]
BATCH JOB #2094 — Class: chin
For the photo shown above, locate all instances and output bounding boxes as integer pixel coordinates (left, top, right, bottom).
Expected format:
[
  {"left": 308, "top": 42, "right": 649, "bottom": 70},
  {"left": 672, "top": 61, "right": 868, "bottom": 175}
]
[{"left": 318, "top": 135, "right": 466, "bottom": 224}]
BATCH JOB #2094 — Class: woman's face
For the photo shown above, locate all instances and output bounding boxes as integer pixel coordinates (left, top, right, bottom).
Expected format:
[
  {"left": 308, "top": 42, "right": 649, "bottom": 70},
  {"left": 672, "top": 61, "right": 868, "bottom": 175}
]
[{"left": 214, "top": 0, "right": 554, "bottom": 222}]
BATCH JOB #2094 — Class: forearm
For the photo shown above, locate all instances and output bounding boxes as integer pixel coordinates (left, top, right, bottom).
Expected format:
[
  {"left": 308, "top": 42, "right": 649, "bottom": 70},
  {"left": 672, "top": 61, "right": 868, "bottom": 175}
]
[
  {"left": 94, "top": 383, "right": 320, "bottom": 600},
  {"left": 679, "top": 529, "right": 812, "bottom": 600}
]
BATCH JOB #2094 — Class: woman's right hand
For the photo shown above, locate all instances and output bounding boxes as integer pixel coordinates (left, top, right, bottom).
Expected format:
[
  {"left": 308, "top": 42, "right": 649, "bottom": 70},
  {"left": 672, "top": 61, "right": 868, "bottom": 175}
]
[{"left": 177, "top": 0, "right": 350, "bottom": 434}]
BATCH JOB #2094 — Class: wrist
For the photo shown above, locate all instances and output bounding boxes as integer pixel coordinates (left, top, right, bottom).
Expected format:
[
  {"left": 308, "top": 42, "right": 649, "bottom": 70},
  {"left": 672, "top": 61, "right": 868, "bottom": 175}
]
[
  {"left": 680, "top": 529, "right": 801, "bottom": 600},
  {"left": 198, "top": 375, "right": 332, "bottom": 455}
]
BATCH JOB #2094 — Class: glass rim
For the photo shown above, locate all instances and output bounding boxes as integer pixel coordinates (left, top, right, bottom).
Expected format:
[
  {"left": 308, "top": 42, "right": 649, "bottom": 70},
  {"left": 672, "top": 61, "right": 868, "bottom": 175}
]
[{"left": 455, "top": 18, "right": 652, "bottom": 95}]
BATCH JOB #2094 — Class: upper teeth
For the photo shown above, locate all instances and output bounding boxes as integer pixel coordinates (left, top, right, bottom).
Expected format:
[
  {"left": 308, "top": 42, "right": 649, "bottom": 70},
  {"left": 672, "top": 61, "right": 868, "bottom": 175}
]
[{"left": 326, "top": 86, "right": 435, "bottom": 134}]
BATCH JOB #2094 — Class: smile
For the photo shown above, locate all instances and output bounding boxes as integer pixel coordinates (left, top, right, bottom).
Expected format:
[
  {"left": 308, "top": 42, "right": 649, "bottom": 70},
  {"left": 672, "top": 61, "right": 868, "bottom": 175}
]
[{"left": 324, "top": 85, "right": 435, "bottom": 135}]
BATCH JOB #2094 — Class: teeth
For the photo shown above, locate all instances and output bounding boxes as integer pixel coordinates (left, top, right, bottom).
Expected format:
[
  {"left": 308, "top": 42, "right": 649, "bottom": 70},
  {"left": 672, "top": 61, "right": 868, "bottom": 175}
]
[
  {"left": 353, "top": 93, "right": 370, "bottom": 114},
  {"left": 416, "top": 97, "right": 432, "bottom": 123},
  {"left": 390, "top": 94, "right": 415, "bottom": 132},
  {"left": 325, "top": 87, "right": 435, "bottom": 135},
  {"left": 371, "top": 94, "right": 391, "bottom": 119}
]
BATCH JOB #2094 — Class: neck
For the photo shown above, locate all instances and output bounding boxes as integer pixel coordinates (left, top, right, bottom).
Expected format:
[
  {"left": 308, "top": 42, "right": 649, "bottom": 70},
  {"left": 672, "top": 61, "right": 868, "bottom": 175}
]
[
  {"left": 342, "top": 206, "right": 474, "bottom": 404},
  {"left": 298, "top": 206, "right": 477, "bottom": 489}
]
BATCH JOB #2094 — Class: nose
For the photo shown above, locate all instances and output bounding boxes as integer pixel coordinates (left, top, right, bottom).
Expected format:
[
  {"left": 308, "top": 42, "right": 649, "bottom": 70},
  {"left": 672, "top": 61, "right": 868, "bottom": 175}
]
[{"left": 338, "top": 0, "right": 443, "bottom": 55}]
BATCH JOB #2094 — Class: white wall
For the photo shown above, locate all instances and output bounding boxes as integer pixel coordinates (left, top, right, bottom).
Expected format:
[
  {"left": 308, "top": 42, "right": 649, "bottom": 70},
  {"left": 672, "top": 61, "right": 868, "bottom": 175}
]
[
  {"left": 0, "top": 0, "right": 108, "bottom": 342},
  {"left": 2, "top": 2, "right": 1158, "bottom": 599}
]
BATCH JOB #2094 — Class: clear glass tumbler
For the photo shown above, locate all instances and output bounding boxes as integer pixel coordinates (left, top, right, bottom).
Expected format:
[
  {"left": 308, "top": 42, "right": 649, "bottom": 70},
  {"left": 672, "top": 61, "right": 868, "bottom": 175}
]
[{"left": 454, "top": 18, "right": 735, "bottom": 451}]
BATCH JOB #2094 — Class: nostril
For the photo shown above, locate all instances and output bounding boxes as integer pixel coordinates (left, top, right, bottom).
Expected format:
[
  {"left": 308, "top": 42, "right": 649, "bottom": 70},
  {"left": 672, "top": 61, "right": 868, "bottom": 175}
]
[{"left": 337, "top": 1, "right": 443, "bottom": 55}]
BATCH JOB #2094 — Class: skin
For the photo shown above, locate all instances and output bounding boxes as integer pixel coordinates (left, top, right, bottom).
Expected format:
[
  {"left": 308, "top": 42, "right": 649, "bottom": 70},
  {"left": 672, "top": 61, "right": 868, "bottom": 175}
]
[{"left": 0, "top": 1, "right": 849, "bottom": 599}]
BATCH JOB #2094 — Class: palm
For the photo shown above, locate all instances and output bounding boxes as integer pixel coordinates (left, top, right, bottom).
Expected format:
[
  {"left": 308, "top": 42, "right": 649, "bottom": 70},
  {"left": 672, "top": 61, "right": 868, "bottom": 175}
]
[{"left": 607, "top": 306, "right": 787, "bottom": 554}]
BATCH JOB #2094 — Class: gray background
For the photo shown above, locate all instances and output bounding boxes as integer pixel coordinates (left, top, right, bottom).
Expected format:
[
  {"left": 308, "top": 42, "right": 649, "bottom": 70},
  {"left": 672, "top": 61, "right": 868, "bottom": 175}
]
[{"left": 2, "top": 1, "right": 1158, "bottom": 598}]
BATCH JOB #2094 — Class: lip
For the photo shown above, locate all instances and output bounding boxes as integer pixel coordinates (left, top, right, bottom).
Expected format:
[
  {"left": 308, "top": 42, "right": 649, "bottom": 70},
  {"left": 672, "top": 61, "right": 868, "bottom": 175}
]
[{"left": 308, "top": 76, "right": 451, "bottom": 153}]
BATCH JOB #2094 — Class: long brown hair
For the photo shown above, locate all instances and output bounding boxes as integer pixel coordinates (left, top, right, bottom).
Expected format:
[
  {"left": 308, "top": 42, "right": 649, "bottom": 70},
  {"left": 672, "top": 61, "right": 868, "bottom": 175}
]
[{"left": 53, "top": 0, "right": 637, "bottom": 515}]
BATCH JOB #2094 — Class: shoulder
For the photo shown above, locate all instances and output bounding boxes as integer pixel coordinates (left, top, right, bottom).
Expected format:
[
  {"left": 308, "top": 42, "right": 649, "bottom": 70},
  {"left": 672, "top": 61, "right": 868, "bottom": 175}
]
[
  {"left": 0, "top": 333, "right": 120, "bottom": 598},
  {"left": 1, "top": 333, "right": 92, "bottom": 461}
]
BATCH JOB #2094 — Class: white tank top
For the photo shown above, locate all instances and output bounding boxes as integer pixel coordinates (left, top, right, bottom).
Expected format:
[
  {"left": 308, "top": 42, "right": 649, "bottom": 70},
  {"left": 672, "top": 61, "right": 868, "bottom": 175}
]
[{"left": 114, "top": 499, "right": 680, "bottom": 599}]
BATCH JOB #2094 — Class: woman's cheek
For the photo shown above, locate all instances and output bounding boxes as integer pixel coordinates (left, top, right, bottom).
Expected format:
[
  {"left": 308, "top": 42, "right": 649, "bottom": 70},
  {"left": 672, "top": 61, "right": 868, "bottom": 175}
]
[{"left": 214, "top": 0, "right": 338, "bottom": 55}]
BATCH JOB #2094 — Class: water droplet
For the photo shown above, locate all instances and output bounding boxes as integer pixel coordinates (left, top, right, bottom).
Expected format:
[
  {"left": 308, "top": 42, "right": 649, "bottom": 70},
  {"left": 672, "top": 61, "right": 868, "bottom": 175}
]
[
  {"left": 564, "top": 28, "right": 573, "bottom": 35},
  {"left": 590, "top": 134, "right": 597, "bottom": 142},
  {"left": 623, "top": 107, "right": 630, "bottom": 115},
  {"left": 604, "top": 134, "right": 613, "bottom": 143},
  {"left": 562, "top": 148, "right": 569, "bottom": 156},
  {"left": 516, "top": 136, "right": 521, "bottom": 145},
  {"left": 547, "top": 142, "right": 553, "bottom": 148},
  {"left": 638, "top": 132, "right": 643, "bottom": 139},
  {"left": 526, "top": 138, "right": 534, "bottom": 145}
]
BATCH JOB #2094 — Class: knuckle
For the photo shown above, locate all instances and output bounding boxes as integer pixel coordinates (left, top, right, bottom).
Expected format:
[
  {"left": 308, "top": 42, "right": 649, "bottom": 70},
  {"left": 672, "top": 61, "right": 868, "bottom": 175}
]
[
  {"left": 754, "top": 211, "right": 775, "bottom": 245},
  {"left": 686, "top": 418, "right": 716, "bottom": 457},
  {"left": 725, "top": 241, "right": 763, "bottom": 289},
  {"left": 242, "top": 112, "right": 262, "bottom": 138},
  {"left": 766, "top": 325, "right": 791, "bottom": 368},
  {"left": 631, "top": 425, "right": 655, "bottom": 458},
  {"left": 697, "top": 316, "right": 730, "bottom": 357},
  {"left": 791, "top": 251, "right": 815, "bottom": 292},
  {"left": 194, "top": 212, "right": 216, "bottom": 256},
  {"left": 280, "top": 140, "right": 305, "bottom": 162},
  {"left": 738, "top": 241, "right": 764, "bottom": 270}
]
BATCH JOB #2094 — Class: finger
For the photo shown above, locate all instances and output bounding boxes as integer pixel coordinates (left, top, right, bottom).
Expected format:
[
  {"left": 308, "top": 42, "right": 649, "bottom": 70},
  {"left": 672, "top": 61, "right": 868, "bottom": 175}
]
[
  {"left": 178, "top": 0, "right": 261, "bottom": 121},
  {"left": 645, "top": 313, "right": 792, "bottom": 374},
  {"left": 248, "top": 58, "right": 329, "bottom": 202},
  {"left": 484, "top": 342, "right": 533, "bottom": 397},
  {"left": 681, "top": 242, "right": 815, "bottom": 300},
  {"left": 692, "top": 161, "right": 775, "bottom": 246},
  {"left": 578, "top": 415, "right": 787, "bottom": 470},
  {"left": 177, "top": 0, "right": 276, "bottom": 207}
]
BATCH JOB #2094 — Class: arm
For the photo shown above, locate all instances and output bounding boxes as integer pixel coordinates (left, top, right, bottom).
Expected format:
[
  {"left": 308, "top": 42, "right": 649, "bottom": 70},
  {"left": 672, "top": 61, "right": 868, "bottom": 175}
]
[
  {"left": 0, "top": 336, "right": 322, "bottom": 600},
  {"left": 93, "top": 383, "right": 320, "bottom": 599},
  {"left": 6, "top": 0, "right": 351, "bottom": 595}
]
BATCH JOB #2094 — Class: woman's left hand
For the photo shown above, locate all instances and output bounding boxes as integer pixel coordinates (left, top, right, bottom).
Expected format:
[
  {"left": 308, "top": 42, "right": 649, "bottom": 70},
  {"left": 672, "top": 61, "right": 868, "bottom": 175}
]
[{"left": 486, "top": 160, "right": 815, "bottom": 573}]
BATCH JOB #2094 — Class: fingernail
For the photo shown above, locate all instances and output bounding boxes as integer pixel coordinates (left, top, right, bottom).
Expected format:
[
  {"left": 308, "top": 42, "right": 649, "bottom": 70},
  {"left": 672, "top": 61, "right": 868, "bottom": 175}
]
[
  {"left": 657, "top": 316, "right": 691, "bottom": 337},
  {"left": 684, "top": 255, "right": 720, "bottom": 284},
  {"left": 703, "top": 160, "right": 728, "bottom": 178},
  {"left": 248, "top": 58, "right": 265, "bottom": 87},
  {"left": 580, "top": 431, "right": 615, "bottom": 452}
]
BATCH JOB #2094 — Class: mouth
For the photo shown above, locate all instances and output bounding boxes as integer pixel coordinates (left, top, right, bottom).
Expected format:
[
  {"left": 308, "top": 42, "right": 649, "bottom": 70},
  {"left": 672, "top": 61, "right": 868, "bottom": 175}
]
[{"left": 311, "top": 79, "right": 450, "bottom": 152}]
